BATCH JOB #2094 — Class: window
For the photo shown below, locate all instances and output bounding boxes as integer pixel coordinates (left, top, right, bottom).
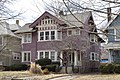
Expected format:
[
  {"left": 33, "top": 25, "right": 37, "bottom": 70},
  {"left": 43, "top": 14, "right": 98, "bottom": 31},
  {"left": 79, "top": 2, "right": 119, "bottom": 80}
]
[
  {"left": 45, "top": 52, "right": 49, "bottom": 59},
  {"left": 23, "top": 33, "right": 31, "bottom": 43},
  {"left": 68, "top": 30, "right": 72, "bottom": 35},
  {"left": 39, "top": 52, "right": 43, "bottom": 59},
  {"left": 0, "top": 36, "right": 3, "bottom": 45},
  {"left": 51, "top": 51, "right": 55, "bottom": 61},
  {"left": 22, "top": 51, "right": 31, "bottom": 62},
  {"left": 90, "top": 34, "right": 98, "bottom": 42},
  {"left": 51, "top": 31, "right": 55, "bottom": 40},
  {"left": 75, "top": 29, "right": 80, "bottom": 35},
  {"left": 67, "top": 29, "right": 80, "bottom": 36},
  {"left": 38, "top": 30, "right": 61, "bottom": 41},
  {"left": 37, "top": 50, "right": 57, "bottom": 61},
  {"left": 13, "top": 53, "right": 20, "bottom": 60},
  {"left": 115, "top": 29, "right": 120, "bottom": 40},
  {"left": 90, "top": 52, "right": 99, "bottom": 61},
  {"left": 40, "top": 32, "right": 44, "bottom": 40},
  {"left": 45, "top": 31, "right": 49, "bottom": 40}
]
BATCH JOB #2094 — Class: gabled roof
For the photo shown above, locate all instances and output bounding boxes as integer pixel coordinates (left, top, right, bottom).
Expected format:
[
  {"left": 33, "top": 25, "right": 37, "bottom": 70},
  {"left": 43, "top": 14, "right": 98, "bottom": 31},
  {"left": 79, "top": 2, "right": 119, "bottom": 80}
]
[
  {"left": 59, "top": 11, "right": 92, "bottom": 28},
  {"left": 0, "top": 21, "right": 20, "bottom": 38},
  {"left": 105, "top": 14, "right": 118, "bottom": 28},
  {"left": 15, "top": 23, "right": 34, "bottom": 33},
  {"left": 9, "top": 24, "right": 21, "bottom": 31},
  {"left": 29, "top": 11, "right": 65, "bottom": 28}
]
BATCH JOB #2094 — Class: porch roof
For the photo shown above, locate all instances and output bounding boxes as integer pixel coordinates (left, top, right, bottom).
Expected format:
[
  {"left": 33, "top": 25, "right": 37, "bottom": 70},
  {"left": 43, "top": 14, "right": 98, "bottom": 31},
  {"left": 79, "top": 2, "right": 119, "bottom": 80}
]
[{"left": 104, "top": 42, "right": 120, "bottom": 49}]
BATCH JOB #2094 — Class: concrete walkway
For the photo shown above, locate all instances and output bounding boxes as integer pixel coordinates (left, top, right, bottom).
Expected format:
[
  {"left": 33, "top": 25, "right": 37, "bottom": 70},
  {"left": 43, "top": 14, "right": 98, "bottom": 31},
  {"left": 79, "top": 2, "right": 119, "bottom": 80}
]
[{"left": 47, "top": 75, "right": 77, "bottom": 80}]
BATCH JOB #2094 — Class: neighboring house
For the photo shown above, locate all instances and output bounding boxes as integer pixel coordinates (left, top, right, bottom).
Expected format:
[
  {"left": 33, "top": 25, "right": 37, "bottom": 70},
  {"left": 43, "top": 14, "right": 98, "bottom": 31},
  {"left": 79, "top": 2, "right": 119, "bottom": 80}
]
[
  {"left": 0, "top": 21, "right": 21, "bottom": 68},
  {"left": 100, "top": 46, "right": 109, "bottom": 63},
  {"left": 104, "top": 14, "right": 120, "bottom": 63},
  {"left": 16, "top": 11, "right": 104, "bottom": 73}
]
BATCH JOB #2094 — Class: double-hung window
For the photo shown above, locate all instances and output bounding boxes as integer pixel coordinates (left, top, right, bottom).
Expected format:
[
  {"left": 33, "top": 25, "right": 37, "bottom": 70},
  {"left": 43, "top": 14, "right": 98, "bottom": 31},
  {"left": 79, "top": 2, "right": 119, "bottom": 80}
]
[
  {"left": 37, "top": 50, "right": 57, "bottom": 61},
  {"left": 40, "top": 32, "right": 44, "bottom": 40},
  {"left": 22, "top": 51, "right": 31, "bottom": 62},
  {"left": 45, "top": 31, "right": 49, "bottom": 40},
  {"left": 38, "top": 30, "right": 61, "bottom": 41},
  {"left": 23, "top": 33, "right": 31, "bottom": 43},
  {"left": 51, "top": 31, "right": 55, "bottom": 40},
  {"left": 90, "top": 52, "right": 99, "bottom": 61}
]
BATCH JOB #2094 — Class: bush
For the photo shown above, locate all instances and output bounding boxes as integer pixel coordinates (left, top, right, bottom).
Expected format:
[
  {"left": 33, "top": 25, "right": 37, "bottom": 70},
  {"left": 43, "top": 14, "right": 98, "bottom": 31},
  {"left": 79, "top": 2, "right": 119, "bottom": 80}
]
[
  {"left": 52, "top": 62, "right": 60, "bottom": 66},
  {"left": 36, "top": 58, "right": 52, "bottom": 66},
  {"left": 9, "top": 63, "right": 28, "bottom": 71},
  {"left": 114, "top": 64, "right": 120, "bottom": 74},
  {"left": 45, "top": 64, "right": 56, "bottom": 72},
  {"left": 100, "top": 64, "right": 114, "bottom": 74}
]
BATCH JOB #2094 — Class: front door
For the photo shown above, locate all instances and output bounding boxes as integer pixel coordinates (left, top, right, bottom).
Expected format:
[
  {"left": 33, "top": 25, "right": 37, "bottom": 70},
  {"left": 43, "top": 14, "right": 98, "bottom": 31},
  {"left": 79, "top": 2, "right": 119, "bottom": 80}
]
[{"left": 63, "top": 51, "right": 74, "bottom": 66}]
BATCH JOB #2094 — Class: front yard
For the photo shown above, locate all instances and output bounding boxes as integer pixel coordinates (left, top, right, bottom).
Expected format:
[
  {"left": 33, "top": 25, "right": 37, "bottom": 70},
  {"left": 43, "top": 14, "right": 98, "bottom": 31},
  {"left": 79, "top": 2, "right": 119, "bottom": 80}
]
[{"left": 0, "top": 71, "right": 120, "bottom": 80}]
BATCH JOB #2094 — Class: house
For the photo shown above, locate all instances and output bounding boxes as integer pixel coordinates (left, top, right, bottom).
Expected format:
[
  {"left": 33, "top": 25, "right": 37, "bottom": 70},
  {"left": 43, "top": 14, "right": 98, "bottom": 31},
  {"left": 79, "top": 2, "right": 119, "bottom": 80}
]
[
  {"left": 104, "top": 14, "right": 120, "bottom": 63},
  {"left": 16, "top": 11, "right": 104, "bottom": 73},
  {"left": 0, "top": 21, "right": 21, "bottom": 68}
]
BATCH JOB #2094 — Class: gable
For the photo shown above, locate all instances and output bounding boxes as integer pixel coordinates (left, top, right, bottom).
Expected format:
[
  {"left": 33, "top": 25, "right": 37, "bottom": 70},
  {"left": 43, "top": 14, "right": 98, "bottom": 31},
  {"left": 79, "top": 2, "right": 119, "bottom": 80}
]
[
  {"left": 29, "top": 11, "right": 65, "bottom": 28},
  {"left": 109, "top": 15, "right": 120, "bottom": 27}
]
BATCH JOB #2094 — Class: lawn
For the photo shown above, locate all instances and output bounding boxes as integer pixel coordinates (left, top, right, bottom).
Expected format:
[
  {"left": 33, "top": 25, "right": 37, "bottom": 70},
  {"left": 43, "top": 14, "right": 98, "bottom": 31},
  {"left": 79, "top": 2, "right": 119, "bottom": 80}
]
[
  {"left": 72, "top": 74, "right": 120, "bottom": 80},
  {"left": 0, "top": 71, "right": 120, "bottom": 80},
  {"left": 0, "top": 71, "right": 69, "bottom": 80}
]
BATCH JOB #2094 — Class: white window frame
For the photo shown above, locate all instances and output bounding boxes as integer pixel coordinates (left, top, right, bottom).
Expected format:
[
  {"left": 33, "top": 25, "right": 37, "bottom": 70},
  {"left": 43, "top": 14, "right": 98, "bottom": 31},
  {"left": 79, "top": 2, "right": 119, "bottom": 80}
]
[
  {"left": 22, "top": 33, "right": 32, "bottom": 43},
  {"left": 67, "top": 29, "right": 80, "bottom": 36},
  {"left": 90, "top": 52, "right": 99, "bottom": 61},
  {"left": 12, "top": 53, "right": 20, "bottom": 60},
  {"left": 90, "top": 34, "right": 98, "bottom": 42},
  {"left": 22, "top": 51, "right": 31, "bottom": 62},
  {"left": 37, "top": 50, "right": 57, "bottom": 61},
  {"left": 114, "top": 29, "right": 120, "bottom": 41},
  {"left": 38, "top": 30, "right": 61, "bottom": 41}
]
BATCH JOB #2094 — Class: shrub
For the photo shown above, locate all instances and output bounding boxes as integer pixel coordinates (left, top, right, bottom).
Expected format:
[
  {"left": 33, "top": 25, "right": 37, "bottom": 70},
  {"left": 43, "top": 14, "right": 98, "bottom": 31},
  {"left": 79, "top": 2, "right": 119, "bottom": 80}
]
[
  {"left": 36, "top": 58, "right": 52, "bottom": 66},
  {"left": 114, "top": 64, "right": 120, "bottom": 74},
  {"left": 51, "top": 62, "right": 60, "bottom": 66},
  {"left": 100, "top": 63, "right": 114, "bottom": 74},
  {"left": 9, "top": 63, "right": 28, "bottom": 71},
  {"left": 45, "top": 64, "right": 56, "bottom": 72}
]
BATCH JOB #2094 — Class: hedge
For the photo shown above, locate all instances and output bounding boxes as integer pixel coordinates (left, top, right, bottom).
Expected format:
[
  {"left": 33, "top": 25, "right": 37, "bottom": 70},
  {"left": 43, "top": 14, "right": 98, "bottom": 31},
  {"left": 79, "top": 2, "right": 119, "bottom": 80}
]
[
  {"left": 100, "top": 63, "right": 120, "bottom": 74},
  {"left": 36, "top": 58, "right": 52, "bottom": 66}
]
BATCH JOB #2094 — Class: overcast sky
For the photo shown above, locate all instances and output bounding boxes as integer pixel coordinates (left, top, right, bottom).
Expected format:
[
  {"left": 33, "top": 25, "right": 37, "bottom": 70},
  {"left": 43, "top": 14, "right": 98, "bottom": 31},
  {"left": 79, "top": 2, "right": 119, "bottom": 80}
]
[{"left": 7, "top": 0, "right": 120, "bottom": 27}]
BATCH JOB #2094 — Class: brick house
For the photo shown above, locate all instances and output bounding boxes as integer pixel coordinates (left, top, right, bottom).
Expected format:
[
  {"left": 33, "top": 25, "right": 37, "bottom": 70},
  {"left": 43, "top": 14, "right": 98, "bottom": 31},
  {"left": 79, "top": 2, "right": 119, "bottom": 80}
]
[{"left": 16, "top": 11, "right": 104, "bottom": 73}]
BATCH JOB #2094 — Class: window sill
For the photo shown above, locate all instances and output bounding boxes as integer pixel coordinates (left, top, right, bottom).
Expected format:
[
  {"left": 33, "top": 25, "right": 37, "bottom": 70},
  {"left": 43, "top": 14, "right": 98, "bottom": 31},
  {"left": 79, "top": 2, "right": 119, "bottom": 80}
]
[
  {"left": 37, "top": 39, "right": 62, "bottom": 42},
  {"left": 22, "top": 42, "right": 31, "bottom": 44}
]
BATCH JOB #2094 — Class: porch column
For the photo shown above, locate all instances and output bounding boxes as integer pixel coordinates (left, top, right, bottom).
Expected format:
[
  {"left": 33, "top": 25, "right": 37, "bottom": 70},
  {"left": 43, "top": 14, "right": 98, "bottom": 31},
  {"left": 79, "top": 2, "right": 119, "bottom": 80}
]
[
  {"left": 108, "top": 50, "right": 112, "bottom": 63},
  {"left": 60, "top": 51, "right": 63, "bottom": 66},
  {"left": 74, "top": 51, "right": 77, "bottom": 66}
]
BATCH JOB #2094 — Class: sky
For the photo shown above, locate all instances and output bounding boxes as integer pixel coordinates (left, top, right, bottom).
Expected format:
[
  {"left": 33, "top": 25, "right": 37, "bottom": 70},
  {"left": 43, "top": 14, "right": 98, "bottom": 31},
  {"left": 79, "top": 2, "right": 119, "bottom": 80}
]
[
  {"left": 6, "top": 0, "right": 120, "bottom": 28},
  {"left": 7, "top": 0, "right": 47, "bottom": 26}
]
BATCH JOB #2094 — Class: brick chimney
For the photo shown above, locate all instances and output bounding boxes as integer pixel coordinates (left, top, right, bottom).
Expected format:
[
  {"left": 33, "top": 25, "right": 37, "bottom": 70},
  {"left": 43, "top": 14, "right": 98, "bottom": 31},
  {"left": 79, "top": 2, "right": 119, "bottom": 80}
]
[
  {"left": 16, "top": 20, "right": 19, "bottom": 25},
  {"left": 107, "top": 8, "right": 112, "bottom": 22}
]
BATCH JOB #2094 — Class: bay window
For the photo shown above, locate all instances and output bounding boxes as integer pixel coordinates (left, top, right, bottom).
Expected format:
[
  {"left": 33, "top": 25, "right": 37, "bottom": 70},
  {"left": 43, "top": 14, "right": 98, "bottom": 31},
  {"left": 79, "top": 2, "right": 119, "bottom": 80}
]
[
  {"left": 38, "top": 30, "right": 61, "bottom": 41},
  {"left": 51, "top": 31, "right": 55, "bottom": 40},
  {"left": 40, "top": 32, "right": 44, "bottom": 40},
  {"left": 37, "top": 50, "right": 57, "bottom": 61}
]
